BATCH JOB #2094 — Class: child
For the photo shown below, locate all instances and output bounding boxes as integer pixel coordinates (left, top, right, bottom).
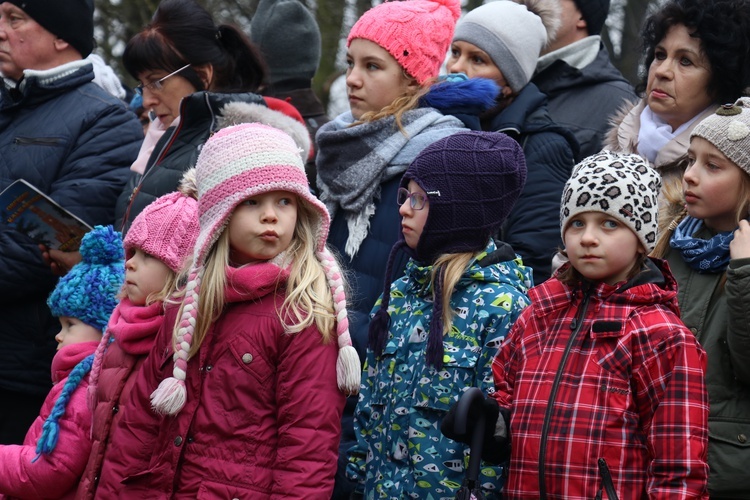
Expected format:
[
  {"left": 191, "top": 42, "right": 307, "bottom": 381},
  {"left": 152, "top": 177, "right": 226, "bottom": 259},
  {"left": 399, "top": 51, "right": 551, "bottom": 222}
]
[
  {"left": 446, "top": 151, "right": 710, "bottom": 498},
  {"left": 0, "top": 226, "right": 123, "bottom": 499},
  {"left": 348, "top": 131, "right": 532, "bottom": 498},
  {"left": 76, "top": 175, "right": 199, "bottom": 499},
  {"left": 95, "top": 122, "right": 359, "bottom": 498},
  {"left": 651, "top": 99, "right": 750, "bottom": 497}
]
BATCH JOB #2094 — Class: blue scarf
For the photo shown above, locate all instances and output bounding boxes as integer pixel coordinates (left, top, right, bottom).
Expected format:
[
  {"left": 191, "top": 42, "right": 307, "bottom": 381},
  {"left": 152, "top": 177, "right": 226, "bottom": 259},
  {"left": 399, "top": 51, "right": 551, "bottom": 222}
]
[{"left": 669, "top": 216, "right": 734, "bottom": 273}]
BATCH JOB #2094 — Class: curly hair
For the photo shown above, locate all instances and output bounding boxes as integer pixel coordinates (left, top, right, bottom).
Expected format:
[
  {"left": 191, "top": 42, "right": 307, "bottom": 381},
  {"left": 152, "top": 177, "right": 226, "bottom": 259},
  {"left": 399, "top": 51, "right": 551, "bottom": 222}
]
[{"left": 636, "top": 0, "right": 750, "bottom": 104}]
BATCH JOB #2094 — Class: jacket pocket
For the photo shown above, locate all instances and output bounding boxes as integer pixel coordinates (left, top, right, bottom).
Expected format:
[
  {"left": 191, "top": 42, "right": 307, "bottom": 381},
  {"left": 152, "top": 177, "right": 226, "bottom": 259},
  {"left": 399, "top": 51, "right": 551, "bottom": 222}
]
[
  {"left": 229, "top": 333, "right": 272, "bottom": 385},
  {"left": 197, "top": 478, "right": 270, "bottom": 498},
  {"left": 707, "top": 419, "right": 750, "bottom": 495},
  {"left": 413, "top": 352, "right": 478, "bottom": 412}
]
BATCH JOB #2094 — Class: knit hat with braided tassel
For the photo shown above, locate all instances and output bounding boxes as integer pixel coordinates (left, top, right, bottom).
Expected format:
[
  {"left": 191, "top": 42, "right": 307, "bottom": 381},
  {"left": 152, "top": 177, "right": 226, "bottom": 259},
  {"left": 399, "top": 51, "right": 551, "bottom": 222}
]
[{"left": 151, "top": 122, "right": 359, "bottom": 415}]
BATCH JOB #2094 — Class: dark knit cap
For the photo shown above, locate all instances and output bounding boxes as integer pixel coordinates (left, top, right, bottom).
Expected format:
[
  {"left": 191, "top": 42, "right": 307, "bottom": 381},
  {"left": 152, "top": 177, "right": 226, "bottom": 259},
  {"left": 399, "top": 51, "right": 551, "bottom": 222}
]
[
  {"left": 250, "top": 0, "right": 321, "bottom": 88},
  {"left": 573, "top": 0, "right": 610, "bottom": 35},
  {"left": 369, "top": 131, "right": 527, "bottom": 369},
  {"left": 7, "top": 0, "right": 94, "bottom": 57}
]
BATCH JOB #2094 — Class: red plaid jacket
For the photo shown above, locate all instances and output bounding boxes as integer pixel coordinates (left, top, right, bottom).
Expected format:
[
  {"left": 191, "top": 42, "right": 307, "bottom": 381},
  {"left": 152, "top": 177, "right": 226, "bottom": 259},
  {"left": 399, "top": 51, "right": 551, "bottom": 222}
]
[{"left": 492, "top": 259, "right": 709, "bottom": 499}]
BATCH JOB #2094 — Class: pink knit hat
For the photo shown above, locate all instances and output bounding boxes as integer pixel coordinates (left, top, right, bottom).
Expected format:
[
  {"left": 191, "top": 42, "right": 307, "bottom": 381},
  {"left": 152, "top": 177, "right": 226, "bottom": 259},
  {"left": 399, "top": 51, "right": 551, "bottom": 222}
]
[
  {"left": 151, "top": 123, "right": 360, "bottom": 415},
  {"left": 347, "top": 0, "right": 461, "bottom": 85}
]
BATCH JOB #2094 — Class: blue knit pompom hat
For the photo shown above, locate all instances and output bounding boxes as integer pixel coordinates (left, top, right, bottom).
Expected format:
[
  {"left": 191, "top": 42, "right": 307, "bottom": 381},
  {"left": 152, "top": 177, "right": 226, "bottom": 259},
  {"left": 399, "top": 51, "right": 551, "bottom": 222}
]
[{"left": 47, "top": 225, "right": 125, "bottom": 331}]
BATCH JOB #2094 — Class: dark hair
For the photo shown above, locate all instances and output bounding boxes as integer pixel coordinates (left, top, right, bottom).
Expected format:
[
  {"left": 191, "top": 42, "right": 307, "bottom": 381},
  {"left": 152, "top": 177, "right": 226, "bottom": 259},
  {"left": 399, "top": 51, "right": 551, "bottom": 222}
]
[
  {"left": 636, "top": 0, "right": 750, "bottom": 104},
  {"left": 123, "top": 0, "right": 267, "bottom": 93}
]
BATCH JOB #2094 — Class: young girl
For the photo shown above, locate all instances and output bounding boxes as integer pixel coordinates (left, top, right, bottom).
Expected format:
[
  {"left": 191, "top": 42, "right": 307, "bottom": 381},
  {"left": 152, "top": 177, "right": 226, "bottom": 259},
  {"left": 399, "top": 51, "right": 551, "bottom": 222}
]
[
  {"left": 445, "top": 151, "right": 710, "bottom": 498},
  {"left": 652, "top": 99, "right": 750, "bottom": 498},
  {"left": 76, "top": 175, "right": 200, "bottom": 499},
  {"left": 348, "top": 131, "right": 532, "bottom": 498},
  {"left": 0, "top": 226, "right": 124, "bottom": 499},
  {"left": 95, "top": 122, "right": 359, "bottom": 498}
]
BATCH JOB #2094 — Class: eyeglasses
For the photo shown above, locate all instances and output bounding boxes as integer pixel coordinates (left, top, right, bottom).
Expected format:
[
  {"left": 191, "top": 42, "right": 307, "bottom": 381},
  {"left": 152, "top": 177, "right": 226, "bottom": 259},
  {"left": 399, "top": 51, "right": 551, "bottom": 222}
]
[
  {"left": 397, "top": 187, "right": 428, "bottom": 210},
  {"left": 135, "top": 64, "right": 191, "bottom": 96}
]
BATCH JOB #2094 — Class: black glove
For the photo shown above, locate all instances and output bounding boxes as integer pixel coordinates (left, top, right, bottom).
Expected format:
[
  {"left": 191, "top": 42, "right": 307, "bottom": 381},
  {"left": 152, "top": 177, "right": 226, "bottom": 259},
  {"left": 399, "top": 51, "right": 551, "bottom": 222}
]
[{"left": 441, "top": 395, "right": 510, "bottom": 464}]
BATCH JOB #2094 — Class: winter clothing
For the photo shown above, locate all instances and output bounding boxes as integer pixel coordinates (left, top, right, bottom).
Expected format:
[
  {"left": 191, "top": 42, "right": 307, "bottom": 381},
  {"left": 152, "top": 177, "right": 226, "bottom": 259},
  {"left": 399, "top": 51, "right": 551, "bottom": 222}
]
[
  {"left": 347, "top": 0, "right": 461, "bottom": 85},
  {"left": 348, "top": 241, "right": 532, "bottom": 498},
  {"left": 6, "top": 0, "right": 94, "bottom": 57},
  {"left": 560, "top": 151, "right": 661, "bottom": 253},
  {"left": 492, "top": 258, "right": 709, "bottom": 499},
  {"left": 533, "top": 40, "right": 636, "bottom": 161},
  {"left": 0, "top": 341, "right": 99, "bottom": 499},
  {"left": 47, "top": 226, "right": 125, "bottom": 332},
  {"left": 573, "top": 0, "right": 610, "bottom": 35},
  {"left": 87, "top": 54, "right": 127, "bottom": 100},
  {"left": 95, "top": 264, "right": 346, "bottom": 498},
  {"left": 691, "top": 98, "right": 750, "bottom": 175},
  {"left": 665, "top": 231, "right": 750, "bottom": 498},
  {"left": 0, "top": 58, "right": 140, "bottom": 408}
]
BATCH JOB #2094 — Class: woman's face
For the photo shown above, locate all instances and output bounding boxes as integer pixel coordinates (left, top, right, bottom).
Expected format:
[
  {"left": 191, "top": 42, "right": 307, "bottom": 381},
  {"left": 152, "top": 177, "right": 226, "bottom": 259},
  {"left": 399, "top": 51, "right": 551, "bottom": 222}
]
[
  {"left": 446, "top": 41, "right": 511, "bottom": 96},
  {"left": 646, "top": 24, "right": 713, "bottom": 131},
  {"left": 137, "top": 68, "right": 198, "bottom": 127}
]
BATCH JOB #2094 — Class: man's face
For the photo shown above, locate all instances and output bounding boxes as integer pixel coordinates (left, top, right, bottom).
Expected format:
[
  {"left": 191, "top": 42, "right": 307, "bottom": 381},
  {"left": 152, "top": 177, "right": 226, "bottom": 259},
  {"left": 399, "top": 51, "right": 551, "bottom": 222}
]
[{"left": 0, "top": 2, "right": 59, "bottom": 80}]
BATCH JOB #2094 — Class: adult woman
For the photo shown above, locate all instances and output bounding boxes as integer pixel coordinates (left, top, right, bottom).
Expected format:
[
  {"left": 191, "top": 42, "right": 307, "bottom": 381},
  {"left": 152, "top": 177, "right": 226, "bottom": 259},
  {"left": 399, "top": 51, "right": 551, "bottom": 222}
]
[{"left": 446, "top": 0, "right": 577, "bottom": 285}]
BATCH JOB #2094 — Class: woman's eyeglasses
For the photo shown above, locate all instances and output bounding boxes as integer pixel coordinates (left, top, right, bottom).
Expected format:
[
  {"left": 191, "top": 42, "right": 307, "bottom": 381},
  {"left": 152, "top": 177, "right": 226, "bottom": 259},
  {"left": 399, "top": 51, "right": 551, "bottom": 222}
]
[
  {"left": 397, "top": 187, "right": 428, "bottom": 210},
  {"left": 135, "top": 64, "right": 191, "bottom": 96}
]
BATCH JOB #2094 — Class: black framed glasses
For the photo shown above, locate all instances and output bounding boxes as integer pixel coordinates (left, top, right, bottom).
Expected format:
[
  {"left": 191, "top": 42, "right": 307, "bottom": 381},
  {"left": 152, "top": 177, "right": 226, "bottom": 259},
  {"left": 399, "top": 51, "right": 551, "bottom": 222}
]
[
  {"left": 397, "top": 187, "right": 428, "bottom": 210},
  {"left": 135, "top": 64, "right": 191, "bottom": 96}
]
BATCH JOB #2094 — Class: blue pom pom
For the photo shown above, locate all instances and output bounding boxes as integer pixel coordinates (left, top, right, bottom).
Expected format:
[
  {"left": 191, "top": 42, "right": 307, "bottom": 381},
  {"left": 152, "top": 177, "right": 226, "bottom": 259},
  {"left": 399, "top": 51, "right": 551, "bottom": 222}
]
[{"left": 79, "top": 225, "right": 124, "bottom": 265}]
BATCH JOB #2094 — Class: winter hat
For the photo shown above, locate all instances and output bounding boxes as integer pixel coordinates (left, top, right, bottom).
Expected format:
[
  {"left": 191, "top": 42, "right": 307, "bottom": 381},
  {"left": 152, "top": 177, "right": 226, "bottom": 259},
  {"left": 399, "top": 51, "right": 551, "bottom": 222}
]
[
  {"left": 691, "top": 98, "right": 750, "bottom": 177},
  {"left": 454, "top": 0, "right": 560, "bottom": 92},
  {"left": 560, "top": 151, "right": 662, "bottom": 253},
  {"left": 150, "top": 122, "right": 359, "bottom": 416},
  {"left": 47, "top": 225, "right": 125, "bottom": 332},
  {"left": 250, "top": 0, "right": 321, "bottom": 88},
  {"left": 369, "top": 131, "right": 527, "bottom": 370},
  {"left": 347, "top": 0, "right": 461, "bottom": 85},
  {"left": 6, "top": 0, "right": 94, "bottom": 57},
  {"left": 124, "top": 171, "right": 200, "bottom": 273},
  {"left": 573, "top": 0, "right": 610, "bottom": 36}
]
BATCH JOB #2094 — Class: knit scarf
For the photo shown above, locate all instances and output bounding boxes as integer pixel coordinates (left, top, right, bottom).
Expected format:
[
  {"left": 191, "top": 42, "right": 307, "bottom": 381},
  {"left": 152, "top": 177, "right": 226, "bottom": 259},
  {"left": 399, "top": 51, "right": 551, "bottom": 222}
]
[
  {"left": 637, "top": 105, "right": 702, "bottom": 163},
  {"left": 669, "top": 216, "right": 734, "bottom": 273},
  {"left": 316, "top": 108, "right": 458, "bottom": 259},
  {"left": 109, "top": 298, "right": 165, "bottom": 356},
  {"left": 224, "top": 261, "right": 290, "bottom": 303}
]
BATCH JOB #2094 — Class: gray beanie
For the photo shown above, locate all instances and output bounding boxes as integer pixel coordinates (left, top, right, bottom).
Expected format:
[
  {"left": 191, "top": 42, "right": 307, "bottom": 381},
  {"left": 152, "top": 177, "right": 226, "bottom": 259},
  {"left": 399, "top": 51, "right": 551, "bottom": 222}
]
[
  {"left": 453, "top": 0, "right": 559, "bottom": 92},
  {"left": 691, "top": 98, "right": 750, "bottom": 177},
  {"left": 561, "top": 151, "right": 662, "bottom": 253},
  {"left": 250, "top": 0, "right": 321, "bottom": 88}
]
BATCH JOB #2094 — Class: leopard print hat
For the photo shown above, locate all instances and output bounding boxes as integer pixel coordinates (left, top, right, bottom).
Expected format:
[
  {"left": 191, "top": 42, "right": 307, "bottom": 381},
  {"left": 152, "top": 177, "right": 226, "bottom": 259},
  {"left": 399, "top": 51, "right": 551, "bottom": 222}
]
[{"left": 560, "top": 151, "right": 662, "bottom": 253}]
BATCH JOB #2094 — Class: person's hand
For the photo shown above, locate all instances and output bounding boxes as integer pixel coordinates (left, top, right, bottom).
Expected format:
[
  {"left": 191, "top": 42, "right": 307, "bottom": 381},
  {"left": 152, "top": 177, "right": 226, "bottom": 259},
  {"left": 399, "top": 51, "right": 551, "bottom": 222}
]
[
  {"left": 39, "top": 245, "right": 82, "bottom": 276},
  {"left": 730, "top": 220, "right": 750, "bottom": 260}
]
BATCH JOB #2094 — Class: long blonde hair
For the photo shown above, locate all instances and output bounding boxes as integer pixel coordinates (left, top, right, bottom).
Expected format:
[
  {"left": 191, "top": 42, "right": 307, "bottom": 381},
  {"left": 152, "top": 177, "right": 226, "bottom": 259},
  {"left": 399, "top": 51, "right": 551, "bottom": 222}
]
[
  {"left": 354, "top": 73, "right": 433, "bottom": 133},
  {"left": 430, "top": 251, "right": 478, "bottom": 335}
]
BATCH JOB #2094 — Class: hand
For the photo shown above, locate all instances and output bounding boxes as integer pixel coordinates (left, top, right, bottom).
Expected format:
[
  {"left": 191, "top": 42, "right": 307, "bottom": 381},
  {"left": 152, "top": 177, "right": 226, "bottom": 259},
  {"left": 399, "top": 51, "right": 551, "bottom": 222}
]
[
  {"left": 730, "top": 220, "right": 750, "bottom": 260},
  {"left": 39, "top": 245, "right": 82, "bottom": 276}
]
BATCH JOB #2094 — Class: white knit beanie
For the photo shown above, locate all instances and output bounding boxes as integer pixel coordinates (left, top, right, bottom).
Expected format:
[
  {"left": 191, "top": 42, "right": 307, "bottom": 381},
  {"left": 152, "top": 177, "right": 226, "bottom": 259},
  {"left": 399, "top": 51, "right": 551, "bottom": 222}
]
[
  {"left": 691, "top": 98, "right": 750, "bottom": 177},
  {"left": 150, "top": 123, "right": 360, "bottom": 416},
  {"left": 453, "top": 0, "right": 559, "bottom": 92}
]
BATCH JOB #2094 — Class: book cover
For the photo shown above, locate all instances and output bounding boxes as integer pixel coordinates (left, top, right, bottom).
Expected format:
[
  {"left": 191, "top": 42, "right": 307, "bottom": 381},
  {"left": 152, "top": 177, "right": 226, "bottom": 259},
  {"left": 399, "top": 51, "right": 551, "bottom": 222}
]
[{"left": 0, "top": 179, "right": 92, "bottom": 251}]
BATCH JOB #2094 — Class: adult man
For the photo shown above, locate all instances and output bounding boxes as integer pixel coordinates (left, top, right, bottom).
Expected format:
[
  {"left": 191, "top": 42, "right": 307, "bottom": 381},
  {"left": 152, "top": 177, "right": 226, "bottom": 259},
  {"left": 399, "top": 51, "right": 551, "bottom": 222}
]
[
  {"left": 521, "top": 0, "right": 635, "bottom": 161},
  {"left": 0, "top": 0, "right": 142, "bottom": 443}
]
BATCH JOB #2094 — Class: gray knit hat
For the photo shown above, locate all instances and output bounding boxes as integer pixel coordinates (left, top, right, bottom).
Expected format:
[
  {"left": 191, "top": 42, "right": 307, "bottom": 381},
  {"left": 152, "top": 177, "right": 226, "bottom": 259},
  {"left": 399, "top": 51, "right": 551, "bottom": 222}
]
[
  {"left": 560, "top": 151, "right": 662, "bottom": 253},
  {"left": 691, "top": 98, "right": 750, "bottom": 177},
  {"left": 453, "top": 0, "right": 559, "bottom": 92}
]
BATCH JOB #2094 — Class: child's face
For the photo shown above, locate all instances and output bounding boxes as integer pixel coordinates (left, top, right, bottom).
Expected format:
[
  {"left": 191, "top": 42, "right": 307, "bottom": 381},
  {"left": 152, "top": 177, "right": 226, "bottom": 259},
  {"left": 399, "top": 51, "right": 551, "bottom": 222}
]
[
  {"left": 345, "top": 38, "right": 416, "bottom": 120},
  {"left": 125, "top": 248, "right": 172, "bottom": 306},
  {"left": 55, "top": 316, "right": 102, "bottom": 350},
  {"left": 399, "top": 180, "right": 430, "bottom": 250},
  {"left": 564, "top": 211, "right": 643, "bottom": 285},
  {"left": 684, "top": 136, "right": 746, "bottom": 232},
  {"left": 228, "top": 191, "right": 298, "bottom": 265},
  {"left": 446, "top": 41, "right": 511, "bottom": 97}
]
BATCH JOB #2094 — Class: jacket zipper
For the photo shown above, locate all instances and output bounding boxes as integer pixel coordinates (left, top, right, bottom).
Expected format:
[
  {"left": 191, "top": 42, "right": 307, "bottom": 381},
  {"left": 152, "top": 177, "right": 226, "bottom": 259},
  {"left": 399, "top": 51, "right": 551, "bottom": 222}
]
[{"left": 538, "top": 287, "right": 591, "bottom": 499}]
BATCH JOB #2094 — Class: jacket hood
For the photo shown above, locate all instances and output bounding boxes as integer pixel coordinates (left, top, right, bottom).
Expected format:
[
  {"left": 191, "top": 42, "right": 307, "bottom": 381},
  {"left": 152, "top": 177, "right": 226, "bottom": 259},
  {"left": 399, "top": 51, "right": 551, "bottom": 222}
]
[{"left": 534, "top": 45, "right": 630, "bottom": 96}]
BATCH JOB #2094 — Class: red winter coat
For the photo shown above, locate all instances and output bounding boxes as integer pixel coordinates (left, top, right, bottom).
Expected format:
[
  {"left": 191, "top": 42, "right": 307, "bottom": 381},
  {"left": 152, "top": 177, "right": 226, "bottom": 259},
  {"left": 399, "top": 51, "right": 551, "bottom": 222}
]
[
  {"left": 492, "top": 259, "right": 709, "bottom": 499},
  {"left": 0, "top": 341, "right": 99, "bottom": 499},
  {"left": 95, "top": 263, "right": 345, "bottom": 499}
]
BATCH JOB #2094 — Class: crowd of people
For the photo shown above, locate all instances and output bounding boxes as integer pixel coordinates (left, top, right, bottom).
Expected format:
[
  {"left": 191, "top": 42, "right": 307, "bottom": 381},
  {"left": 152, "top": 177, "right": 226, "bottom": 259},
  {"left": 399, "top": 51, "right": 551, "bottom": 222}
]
[{"left": 0, "top": 0, "right": 748, "bottom": 498}]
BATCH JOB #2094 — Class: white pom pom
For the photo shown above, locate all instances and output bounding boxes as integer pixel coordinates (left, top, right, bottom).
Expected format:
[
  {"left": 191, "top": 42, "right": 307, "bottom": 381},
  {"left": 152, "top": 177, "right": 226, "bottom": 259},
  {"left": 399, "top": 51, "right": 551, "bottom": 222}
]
[{"left": 336, "top": 345, "right": 361, "bottom": 396}]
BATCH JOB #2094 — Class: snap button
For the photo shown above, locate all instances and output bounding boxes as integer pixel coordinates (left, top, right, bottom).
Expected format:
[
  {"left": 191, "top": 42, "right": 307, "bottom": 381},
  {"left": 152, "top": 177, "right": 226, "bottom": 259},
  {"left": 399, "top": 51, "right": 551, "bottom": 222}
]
[
  {"left": 739, "top": 434, "right": 747, "bottom": 444},
  {"left": 689, "top": 327, "right": 698, "bottom": 335},
  {"left": 242, "top": 353, "right": 253, "bottom": 364},
  {"left": 206, "top": 365, "right": 213, "bottom": 371},
  {"left": 112, "top": 405, "right": 119, "bottom": 414},
  {"left": 174, "top": 436, "right": 183, "bottom": 446}
]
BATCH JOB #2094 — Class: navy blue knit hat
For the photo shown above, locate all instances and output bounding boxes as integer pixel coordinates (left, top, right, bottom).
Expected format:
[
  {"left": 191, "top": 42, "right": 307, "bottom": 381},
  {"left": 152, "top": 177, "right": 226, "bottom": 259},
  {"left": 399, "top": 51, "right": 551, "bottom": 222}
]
[
  {"left": 47, "top": 225, "right": 125, "bottom": 331},
  {"left": 369, "top": 131, "right": 527, "bottom": 369}
]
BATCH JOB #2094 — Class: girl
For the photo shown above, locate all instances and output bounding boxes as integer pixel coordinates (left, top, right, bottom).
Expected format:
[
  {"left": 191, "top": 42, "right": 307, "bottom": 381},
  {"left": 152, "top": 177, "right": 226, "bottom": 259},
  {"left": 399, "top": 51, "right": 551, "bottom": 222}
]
[
  {"left": 652, "top": 99, "right": 750, "bottom": 498},
  {"left": 77, "top": 175, "right": 200, "bottom": 499},
  {"left": 446, "top": 0, "right": 577, "bottom": 284},
  {"left": 0, "top": 226, "right": 124, "bottom": 499},
  {"left": 445, "top": 151, "right": 710, "bottom": 498},
  {"left": 349, "top": 131, "right": 533, "bottom": 498},
  {"left": 96, "top": 122, "right": 359, "bottom": 498}
]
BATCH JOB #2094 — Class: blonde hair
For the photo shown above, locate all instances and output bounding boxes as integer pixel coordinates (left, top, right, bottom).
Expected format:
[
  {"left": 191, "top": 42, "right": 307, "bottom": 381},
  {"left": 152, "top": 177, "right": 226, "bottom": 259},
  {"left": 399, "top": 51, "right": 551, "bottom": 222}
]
[
  {"left": 430, "top": 251, "right": 478, "bottom": 334},
  {"left": 354, "top": 74, "right": 433, "bottom": 133},
  {"left": 175, "top": 198, "right": 338, "bottom": 357}
]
